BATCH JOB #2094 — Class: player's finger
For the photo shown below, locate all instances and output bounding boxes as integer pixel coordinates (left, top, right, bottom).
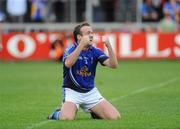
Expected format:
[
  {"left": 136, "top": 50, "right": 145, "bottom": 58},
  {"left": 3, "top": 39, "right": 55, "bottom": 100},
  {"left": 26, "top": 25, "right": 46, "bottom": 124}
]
[{"left": 102, "top": 36, "right": 109, "bottom": 43}]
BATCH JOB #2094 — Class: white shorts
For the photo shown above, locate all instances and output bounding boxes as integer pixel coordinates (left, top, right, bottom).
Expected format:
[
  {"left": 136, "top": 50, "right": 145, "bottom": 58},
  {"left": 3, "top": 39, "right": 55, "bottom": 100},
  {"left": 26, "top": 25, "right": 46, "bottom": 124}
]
[{"left": 62, "top": 87, "right": 105, "bottom": 112}]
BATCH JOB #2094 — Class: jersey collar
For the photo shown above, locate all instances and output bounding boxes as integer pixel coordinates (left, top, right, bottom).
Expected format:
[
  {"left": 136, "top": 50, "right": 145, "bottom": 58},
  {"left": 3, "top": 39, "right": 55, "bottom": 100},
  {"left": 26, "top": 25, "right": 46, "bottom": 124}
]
[{"left": 74, "top": 42, "right": 93, "bottom": 50}]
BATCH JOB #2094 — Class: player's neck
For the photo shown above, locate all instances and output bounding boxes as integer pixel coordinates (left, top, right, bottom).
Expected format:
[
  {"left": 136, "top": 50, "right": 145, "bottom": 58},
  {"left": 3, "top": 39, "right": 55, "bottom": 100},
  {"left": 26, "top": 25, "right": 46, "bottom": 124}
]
[
  {"left": 83, "top": 46, "right": 89, "bottom": 50},
  {"left": 83, "top": 45, "right": 92, "bottom": 51},
  {"left": 76, "top": 42, "right": 90, "bottom": 51}
]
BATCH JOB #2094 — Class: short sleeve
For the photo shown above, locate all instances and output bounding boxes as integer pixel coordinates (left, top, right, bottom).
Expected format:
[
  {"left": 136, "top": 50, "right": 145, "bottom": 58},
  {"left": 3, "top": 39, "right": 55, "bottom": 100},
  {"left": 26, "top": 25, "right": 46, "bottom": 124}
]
[
  {"left": 62, "top": 48, "right": 69, "bottom": 62},
  {"left": 94, "top": 48, "right": 109, "bottom": 66},
  {"left": 62, "top": 45, "right": 75, "bottom": 62}
]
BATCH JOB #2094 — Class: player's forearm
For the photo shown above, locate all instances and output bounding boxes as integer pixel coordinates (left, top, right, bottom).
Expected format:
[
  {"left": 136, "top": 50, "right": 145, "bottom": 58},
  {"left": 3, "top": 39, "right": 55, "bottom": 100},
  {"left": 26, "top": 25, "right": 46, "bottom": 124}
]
[
  {"left": 65, "top": 44, "right": 84, "bottom": 68},
  {"left": 106, "top": 45, "right": 118, "bottom": 69}
]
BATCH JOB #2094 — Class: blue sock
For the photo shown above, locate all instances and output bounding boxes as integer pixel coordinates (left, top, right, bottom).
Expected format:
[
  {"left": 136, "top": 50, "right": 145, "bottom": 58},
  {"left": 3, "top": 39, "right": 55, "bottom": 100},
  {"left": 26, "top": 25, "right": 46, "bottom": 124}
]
[
  {"left": 50, "top": 110, "right": 61, "bottom": 120},
  {"left": 54, "top": 110, "right": 60, "bottom": 119}
]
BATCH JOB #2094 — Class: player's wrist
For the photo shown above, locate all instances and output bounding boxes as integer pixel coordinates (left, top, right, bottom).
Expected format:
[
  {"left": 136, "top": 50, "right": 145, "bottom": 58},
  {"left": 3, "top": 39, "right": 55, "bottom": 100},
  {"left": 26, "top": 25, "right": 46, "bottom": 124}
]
[{"left": 105, "top": 42, "right": 111, "bottom": 48}]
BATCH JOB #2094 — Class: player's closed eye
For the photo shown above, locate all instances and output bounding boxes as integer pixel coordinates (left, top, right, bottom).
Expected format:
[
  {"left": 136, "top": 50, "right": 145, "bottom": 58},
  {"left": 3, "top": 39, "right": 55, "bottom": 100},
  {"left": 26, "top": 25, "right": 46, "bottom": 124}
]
[{"left": 83, "top": 31, "right": 93, "bottom": 35}]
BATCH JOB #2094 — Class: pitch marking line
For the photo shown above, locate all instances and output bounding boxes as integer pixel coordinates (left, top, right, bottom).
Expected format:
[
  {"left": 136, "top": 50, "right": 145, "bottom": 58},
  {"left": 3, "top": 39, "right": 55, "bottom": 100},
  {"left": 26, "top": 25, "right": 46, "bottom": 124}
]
[
  {"left": 24, "top": 77, "right": 179, "bottom": 129},
  {"left": 110, "top": 77, "right": 179, "bottom": 102},
  {"left": 26, "top": 120, "right": 52, "bottom": 129}
]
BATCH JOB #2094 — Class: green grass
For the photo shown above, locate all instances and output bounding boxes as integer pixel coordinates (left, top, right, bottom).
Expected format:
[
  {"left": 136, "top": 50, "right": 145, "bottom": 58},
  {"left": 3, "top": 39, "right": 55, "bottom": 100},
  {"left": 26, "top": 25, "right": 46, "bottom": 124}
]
[{"left": 0, "top": 61, "right": 180, "bottom": 129}]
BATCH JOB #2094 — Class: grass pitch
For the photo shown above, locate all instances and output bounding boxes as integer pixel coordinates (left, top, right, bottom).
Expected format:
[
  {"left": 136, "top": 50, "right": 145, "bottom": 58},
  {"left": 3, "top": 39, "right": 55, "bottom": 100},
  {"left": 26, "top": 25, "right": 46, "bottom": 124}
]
[{"left": 0, "top": 61, "right": 180, "bottom": 129}]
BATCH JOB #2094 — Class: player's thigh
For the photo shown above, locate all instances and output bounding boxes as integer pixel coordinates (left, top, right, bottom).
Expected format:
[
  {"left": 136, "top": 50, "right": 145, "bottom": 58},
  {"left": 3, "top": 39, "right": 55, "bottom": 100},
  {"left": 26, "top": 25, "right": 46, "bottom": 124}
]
[
  {"left": 90, "top": 100, "right": 121, "bottom": 120},
  {"left": 60, "top": 101, "right": 77, "bottom": 120}
]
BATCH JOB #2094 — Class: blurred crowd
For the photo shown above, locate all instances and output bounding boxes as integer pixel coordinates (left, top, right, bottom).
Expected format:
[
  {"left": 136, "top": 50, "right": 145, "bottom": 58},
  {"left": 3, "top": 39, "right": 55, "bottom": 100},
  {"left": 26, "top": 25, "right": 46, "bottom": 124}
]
[
  {"left": 0, "top": 0, "right": 179, "bottom": 32},
  {"left": 141, "top": 0, "right": 180, "bottom": 32}
]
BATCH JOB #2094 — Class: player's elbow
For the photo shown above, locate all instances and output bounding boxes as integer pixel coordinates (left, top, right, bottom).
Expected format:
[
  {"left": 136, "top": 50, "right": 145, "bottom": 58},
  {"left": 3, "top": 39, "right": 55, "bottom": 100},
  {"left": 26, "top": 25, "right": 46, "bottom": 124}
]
[
  {"left": 65, "top": 60, "right": 73, "bottom": 68},
  {"left": 110, "top": 63, "right": 118, "bottom": 69},
  {"left": 111, "top": 65, "right": 118, "bottom": 69}
]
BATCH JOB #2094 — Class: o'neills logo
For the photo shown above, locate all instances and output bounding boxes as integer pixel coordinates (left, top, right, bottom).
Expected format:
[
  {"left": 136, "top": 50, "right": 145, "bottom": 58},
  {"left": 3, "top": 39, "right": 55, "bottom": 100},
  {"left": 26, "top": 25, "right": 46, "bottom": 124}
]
[
  {"left": 77, "top": 66, "right": 91, "bottom": 77},
  {"left": 7, "top": 34, "right": 36, "bottom": 59}
]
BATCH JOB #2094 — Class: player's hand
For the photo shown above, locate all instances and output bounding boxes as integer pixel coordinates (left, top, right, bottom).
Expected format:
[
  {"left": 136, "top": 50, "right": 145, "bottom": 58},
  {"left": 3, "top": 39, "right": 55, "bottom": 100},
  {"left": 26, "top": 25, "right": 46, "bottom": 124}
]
[
  {"left": 79, "top": 35, "right": 91, "bottom": 47},
  {"left": 102, "top": 36, "right": 111, "bottom": 47}
]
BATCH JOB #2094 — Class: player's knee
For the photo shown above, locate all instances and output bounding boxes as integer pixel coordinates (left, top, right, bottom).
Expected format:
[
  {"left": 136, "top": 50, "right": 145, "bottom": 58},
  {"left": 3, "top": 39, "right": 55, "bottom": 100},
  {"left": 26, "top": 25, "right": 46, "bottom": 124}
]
[
  {"left": 107, "top": 112, "right": 121, "bottom": 120},
  {"left": 60, "top": 115, "right": 75, "bottom": 120},
  {"left": 60, "top": 117, "right": 75, "bottom": 120},
  {"left": 108, "top": 115, "right": 120, "bottom": 120},
  {"left": 116, "top": 113, "right": 122, "bottom": 120}
]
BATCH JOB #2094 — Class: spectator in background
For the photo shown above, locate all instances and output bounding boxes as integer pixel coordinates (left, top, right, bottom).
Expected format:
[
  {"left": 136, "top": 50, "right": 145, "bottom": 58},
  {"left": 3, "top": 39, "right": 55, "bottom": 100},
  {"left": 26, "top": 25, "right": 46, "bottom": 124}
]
[
  {"left": 163, "top": 0, "right": 180, "bottom": 22},
  {"left": 0, "top": 9, "right": 6, "bottom": 22},
  {"left": 0, "top": 25, "right": 2, "bottom": 52},
  {"left": 53, "top": 0, "right": 66, "bottom": 22},
  {"left": 30, "top": 0, "right": 47, "bottom": 22},
  {"left": 92, "top": 0, "right": 105, "bottom": 22},
  {"left": 159, "top": 9, "right": 178, "bottom": 32},
  {"left": 49, "top": 35, "right": 66, "bottom": 62},
  {"left": 152, "top": 0, "right": 164, "bottom": 21},
  {"left": 6, "top": 0, "right": 27, "bottom": 22},
  {"left": 76, "top": 0, "right": 86, "bottom": 22},
  {"left": 102, "top": 0, "right": 115, "bottom": 22},
  {"left": 115, "top": 0, "right": 137, "bottom": 22},
  {"left": 141, "top": 0, "right": 159, "bottom": 22},
  {"left": 92, "top": 0, "right": 116, "bottom": 22}
]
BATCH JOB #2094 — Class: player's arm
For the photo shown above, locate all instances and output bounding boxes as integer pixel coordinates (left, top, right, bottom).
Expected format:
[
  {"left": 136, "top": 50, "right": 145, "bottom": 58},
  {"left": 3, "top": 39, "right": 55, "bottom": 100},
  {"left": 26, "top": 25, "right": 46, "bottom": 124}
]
[
  {"left": 65, "top": 35, "right": 90, "bottom": 68},
  {"left": 102, "top": 36, "right": 118, "bottom": 69}
]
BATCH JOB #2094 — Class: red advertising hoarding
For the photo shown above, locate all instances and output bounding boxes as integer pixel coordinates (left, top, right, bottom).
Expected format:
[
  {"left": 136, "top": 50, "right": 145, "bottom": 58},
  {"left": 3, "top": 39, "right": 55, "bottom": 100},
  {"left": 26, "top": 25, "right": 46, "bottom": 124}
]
[{"left": 0, "top": 32, "right": 179, "bottom": 61}]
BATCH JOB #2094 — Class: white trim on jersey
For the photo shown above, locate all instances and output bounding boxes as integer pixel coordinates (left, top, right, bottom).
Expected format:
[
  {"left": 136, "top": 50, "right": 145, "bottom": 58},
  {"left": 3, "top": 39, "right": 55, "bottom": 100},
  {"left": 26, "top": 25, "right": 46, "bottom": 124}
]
[
  {"left": 69, "top": 68, "right": 81, "bottom": 87},
  {"left": 69, "top": 68, "right": 90, "bottom": 90},
  {"left": 98, "top": 55, "right": 107, "bottom": 59}
]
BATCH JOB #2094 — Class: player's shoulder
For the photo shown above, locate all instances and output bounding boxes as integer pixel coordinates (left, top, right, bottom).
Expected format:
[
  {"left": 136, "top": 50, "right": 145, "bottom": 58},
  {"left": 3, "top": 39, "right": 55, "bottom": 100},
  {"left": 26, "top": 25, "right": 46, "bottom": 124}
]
[
  {"left": 65, "top": 43, "right": 76, "bottom": 53},
  {"left": 92, "top": 46, "right": 103, "bottom": 52},
  {"left": 63, "top": 43, "right": 76, "bottom": 61}
]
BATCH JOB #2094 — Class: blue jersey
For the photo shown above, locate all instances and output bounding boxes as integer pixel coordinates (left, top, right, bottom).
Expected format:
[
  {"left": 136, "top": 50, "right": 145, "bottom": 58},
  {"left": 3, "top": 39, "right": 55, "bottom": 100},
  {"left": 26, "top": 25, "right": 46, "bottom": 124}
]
[{"left": 62, "top": 43, "right": 109, "bottom": 93}]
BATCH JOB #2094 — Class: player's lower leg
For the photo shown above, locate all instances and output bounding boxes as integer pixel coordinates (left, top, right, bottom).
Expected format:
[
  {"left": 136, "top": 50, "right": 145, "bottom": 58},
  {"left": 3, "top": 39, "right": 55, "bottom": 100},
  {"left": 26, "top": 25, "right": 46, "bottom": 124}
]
[
  {"left": 90, "top": 112, "right": 102, "bottom": 119},
  {"left": 48, "top": 109, "right": 61, "bottom": 120}
]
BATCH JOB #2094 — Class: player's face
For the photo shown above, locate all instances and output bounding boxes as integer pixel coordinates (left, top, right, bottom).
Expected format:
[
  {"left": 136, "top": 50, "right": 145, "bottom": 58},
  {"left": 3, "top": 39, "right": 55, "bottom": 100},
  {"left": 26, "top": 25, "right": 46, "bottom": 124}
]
[{"left": 80, "top": 26, "right": 94, "bottom": 45}]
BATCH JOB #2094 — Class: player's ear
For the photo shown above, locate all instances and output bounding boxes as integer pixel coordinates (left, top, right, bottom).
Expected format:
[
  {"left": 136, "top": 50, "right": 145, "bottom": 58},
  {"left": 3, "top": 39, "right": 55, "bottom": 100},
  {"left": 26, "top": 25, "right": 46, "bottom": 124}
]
[{"left": 77, "top": 34, "right": 81, "bottom": 41}]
